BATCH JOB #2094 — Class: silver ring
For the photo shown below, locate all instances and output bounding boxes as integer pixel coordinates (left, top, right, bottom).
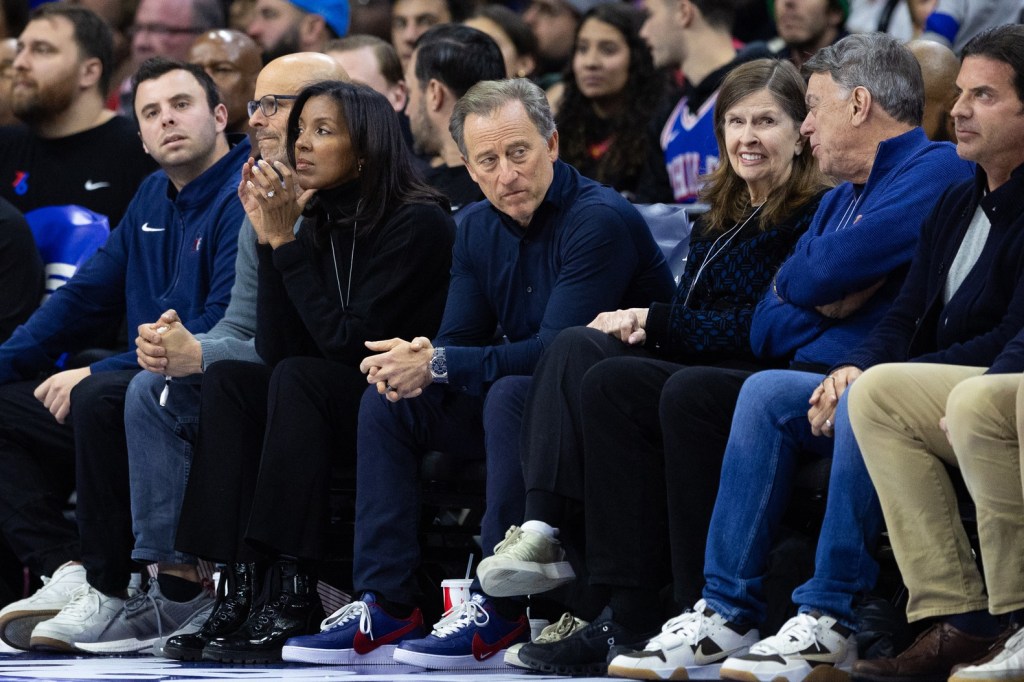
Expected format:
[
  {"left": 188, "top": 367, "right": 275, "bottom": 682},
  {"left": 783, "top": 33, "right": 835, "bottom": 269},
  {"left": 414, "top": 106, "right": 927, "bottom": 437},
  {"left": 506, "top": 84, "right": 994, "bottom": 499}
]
[
  {"left": 266, "top": 190, "right": 275, "bottom": 198},
  {"left": 386, "top": 384, "right": 395, "bottom": 393},
  {"left": 825, "top": 419, "right": 833, "bottom": 428}
]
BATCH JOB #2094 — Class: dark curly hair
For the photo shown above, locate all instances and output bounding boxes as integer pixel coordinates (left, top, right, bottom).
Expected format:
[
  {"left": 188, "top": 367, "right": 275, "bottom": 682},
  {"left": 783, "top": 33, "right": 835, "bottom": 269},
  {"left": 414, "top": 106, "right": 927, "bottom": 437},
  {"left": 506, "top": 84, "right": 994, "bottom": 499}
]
[{"left": 555, "top": 3, "right": 664, "bottom": 194}]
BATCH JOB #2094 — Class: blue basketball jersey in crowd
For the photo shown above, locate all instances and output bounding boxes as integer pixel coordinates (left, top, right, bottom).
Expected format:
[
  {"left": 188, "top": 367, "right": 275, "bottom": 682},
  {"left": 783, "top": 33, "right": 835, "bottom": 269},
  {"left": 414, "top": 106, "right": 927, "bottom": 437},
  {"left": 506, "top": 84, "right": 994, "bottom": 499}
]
[{"left": 660, "top": 91, "right": 720, "bottom": 203}]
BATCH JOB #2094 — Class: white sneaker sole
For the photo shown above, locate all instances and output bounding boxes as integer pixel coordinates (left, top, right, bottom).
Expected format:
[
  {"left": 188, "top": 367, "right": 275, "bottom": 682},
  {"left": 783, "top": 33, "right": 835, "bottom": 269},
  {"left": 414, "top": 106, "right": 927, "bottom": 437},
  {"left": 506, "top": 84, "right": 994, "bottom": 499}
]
[
  {"left": 75, "top": 636, "right": 158, "bottom": 655},
  {"left": 281, "top": 643, "right": 399, "bottom": 665},
  {"left": 721, "top": 661, "right": 853, "bottom": 682},
  {"left": 393, "top": 646, "right": 513, "bottom": 669},
  {"left": 477, "top": 557, "right": 575, "bottom": 597},
  {"left": 607, "top": 654, "right": 723, "bottom": 680},
  {"left": 28, "top": 635, "right": 79, "bottom": 653},
  {"left": 950, "top": 671, "right": 1024, "bottom": 682}
]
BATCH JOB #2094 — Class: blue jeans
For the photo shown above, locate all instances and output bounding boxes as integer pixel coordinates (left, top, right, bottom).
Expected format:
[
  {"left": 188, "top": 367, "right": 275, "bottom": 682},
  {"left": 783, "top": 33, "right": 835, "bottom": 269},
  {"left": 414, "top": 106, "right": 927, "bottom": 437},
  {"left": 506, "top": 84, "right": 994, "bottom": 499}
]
[
  {"left": 124, "top": 371, "right": 202, "bottom": 566},
  {"left": 353, "top": 377, "right": 529, "bottom": 605},
  {"left": 702, "top": 370, "right": 883, "bottom": 629}
]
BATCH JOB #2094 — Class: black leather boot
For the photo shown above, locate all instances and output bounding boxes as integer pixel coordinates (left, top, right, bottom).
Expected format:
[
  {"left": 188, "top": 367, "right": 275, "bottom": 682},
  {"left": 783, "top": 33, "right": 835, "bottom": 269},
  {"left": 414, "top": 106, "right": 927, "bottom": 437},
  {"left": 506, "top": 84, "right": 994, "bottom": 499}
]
[
  {"left": 202, "top": 559, "right": 324, "bottom": 664},
  {"left": 162, "top": 563, "right": 259, "bottom": 661}
]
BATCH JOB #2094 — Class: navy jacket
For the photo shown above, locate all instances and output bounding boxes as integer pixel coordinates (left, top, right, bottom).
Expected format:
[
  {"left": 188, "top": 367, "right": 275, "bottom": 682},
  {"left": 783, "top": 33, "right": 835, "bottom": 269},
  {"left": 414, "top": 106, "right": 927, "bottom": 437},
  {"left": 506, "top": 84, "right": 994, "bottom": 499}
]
[
  {"left": 438, "top": 160, "right": 674, "bottom": 394},
  {"left": 0, "top": 136, "right": 249, "bottom": 383},
  {"left": 843, "top": 162, "right": 1024, "bottom": 374},
  {"left": 750, "top": 128, "right": 973, "bottom": 368}
]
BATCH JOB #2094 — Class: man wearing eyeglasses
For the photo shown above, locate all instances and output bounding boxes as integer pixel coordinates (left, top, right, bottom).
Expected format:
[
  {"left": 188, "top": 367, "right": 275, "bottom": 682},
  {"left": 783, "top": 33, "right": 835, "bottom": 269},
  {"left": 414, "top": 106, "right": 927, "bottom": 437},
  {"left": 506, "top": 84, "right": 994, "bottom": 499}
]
[
  {"left": 129, "top": 0, "right": 225, "bottom": 69},
  {"left": 112, "top": 0, "right": 226, "bottom": 117},
  {"left": 111, "top": 52, "right": 349, "bottom": 661}
]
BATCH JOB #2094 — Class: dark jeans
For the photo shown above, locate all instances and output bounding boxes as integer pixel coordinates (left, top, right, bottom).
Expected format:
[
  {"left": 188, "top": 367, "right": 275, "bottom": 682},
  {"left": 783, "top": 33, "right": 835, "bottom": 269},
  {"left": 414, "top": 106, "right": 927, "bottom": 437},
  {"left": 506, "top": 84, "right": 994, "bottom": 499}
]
[
  {"left": 353, "top": 377, "right": 529, "bottom": 606},
  {"left": 0, "top": 371, "right": 137, "bottom": 591},
  {"left": 176, "top": 358, "right": 366, "bottom": 564}
]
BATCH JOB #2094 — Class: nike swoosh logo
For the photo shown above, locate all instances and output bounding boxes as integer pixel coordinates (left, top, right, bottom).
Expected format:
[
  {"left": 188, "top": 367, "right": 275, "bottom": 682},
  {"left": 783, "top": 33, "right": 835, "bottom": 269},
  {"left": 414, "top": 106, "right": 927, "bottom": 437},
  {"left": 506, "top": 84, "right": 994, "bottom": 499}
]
[
  {"left": 693, "top": 642, "right": 732, "bottom": 665},
  {"left": 352, "top": 617, "right": 423, "bottom": 654},
  {"left": 471, "top": 620, "right": 528, "bottom": 661},
  {"left": 141, "top": 223, "right": 164, "bottom": 232},
  {"left": 84, "top": 180, "right": 110, "bottom": 191}
]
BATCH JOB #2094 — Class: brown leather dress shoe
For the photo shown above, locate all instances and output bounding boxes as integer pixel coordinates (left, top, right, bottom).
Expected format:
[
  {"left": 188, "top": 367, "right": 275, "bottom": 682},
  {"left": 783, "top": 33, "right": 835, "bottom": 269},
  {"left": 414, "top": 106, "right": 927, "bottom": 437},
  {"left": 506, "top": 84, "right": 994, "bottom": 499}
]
[{"left": 851, "top": 622, "right": 999, "bottom": 682}]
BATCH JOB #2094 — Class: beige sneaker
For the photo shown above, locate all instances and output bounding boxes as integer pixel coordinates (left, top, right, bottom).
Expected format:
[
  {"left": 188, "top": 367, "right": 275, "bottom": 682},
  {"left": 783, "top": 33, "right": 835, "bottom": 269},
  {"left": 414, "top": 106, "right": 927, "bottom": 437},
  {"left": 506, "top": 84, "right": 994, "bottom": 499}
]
[
  {"left": 506, "top": 612, "right": 588, "bottom": 669},
  {"left": 477, "top": 525, "right": 575, "bottom": 597},
  {"left": 0, "top": 562, "right": 86, "bottom": 651}
]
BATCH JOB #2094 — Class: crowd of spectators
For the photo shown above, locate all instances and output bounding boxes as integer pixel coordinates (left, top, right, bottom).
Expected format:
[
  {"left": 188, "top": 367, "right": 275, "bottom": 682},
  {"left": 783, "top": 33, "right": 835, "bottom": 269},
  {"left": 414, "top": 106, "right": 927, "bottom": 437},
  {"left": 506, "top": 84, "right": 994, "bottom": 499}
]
[{"left": 0, "top": 0, "right": 1023, "bottom": 681}]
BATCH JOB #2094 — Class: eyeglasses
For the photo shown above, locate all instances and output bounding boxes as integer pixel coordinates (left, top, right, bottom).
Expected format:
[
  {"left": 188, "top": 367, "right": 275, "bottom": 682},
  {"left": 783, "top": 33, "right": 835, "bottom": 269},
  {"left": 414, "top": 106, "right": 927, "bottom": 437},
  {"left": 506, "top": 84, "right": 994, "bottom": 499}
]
[
  {"left": 129, "top": 23, "right": 204, "bottom": 37},
  {"left": 247, "top": 94, "right": 298, "bottom": 118}
]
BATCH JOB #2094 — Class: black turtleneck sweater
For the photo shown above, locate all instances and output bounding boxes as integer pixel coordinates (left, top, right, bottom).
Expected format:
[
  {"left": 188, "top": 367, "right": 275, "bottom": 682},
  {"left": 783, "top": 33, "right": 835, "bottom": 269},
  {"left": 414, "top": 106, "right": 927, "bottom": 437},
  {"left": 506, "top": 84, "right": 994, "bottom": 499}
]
[{"left": 254, "top": 181, "right": 455, "bottom": 367}]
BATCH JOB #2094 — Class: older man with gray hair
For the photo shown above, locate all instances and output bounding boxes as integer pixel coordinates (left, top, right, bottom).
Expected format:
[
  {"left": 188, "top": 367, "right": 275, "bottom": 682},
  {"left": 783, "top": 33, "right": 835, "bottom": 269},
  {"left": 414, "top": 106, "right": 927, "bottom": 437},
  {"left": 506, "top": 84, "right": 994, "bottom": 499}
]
[
  {"left": 593, "top": 32, "right": 975, "bottom": 682},
  {"left": 277, "top": 77, "right": 673, "bottom": 670}
]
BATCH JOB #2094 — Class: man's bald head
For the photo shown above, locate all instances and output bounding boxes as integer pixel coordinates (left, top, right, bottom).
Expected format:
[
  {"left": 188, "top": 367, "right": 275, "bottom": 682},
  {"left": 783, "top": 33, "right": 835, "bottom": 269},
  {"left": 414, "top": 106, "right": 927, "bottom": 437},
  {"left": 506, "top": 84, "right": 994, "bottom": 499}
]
[
  {"left": 188, "top": 30, "right": 263, "bottom": 133},
  {"left": 909, "top": 39, "right": 960, "bottom": 142},
  {"left": 250, "top": 51, "right": 350, "bottom": 163}
]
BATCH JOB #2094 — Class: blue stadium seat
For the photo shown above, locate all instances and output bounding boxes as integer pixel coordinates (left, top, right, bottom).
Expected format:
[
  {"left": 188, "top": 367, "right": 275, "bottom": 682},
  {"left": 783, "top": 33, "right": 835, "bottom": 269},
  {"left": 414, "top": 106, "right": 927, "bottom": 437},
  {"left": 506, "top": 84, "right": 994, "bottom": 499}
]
[{"left": 24, "top": 205, "right": 110, "bottom": 303}]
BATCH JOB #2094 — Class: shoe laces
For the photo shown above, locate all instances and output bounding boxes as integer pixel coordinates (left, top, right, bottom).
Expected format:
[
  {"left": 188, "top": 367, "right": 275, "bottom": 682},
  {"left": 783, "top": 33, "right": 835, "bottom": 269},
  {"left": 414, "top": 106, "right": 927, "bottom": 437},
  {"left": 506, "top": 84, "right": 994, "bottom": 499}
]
[
  {"left": 320, "top": 600, "right": 373, "bottom": 637},
  {"left": 650, "top": 607, "right": 703, "bottom": 648},
  {"left": 59, "top": 584, "right": 102, "bottom": 620},
  {"left": 537, "top": 612, "right": 581, "bottom": 643},
  {"left": 491, "top": 526, "right": 523, "bottom": 554},
  {"left": 431, "top": 600, "right": 489, "bottom": 638},
  {"left": 124, "top": 586, "right": 165, "bottom": 641},
  {"left": 751, "top": 613, "right": 819, "bottom": 655}
]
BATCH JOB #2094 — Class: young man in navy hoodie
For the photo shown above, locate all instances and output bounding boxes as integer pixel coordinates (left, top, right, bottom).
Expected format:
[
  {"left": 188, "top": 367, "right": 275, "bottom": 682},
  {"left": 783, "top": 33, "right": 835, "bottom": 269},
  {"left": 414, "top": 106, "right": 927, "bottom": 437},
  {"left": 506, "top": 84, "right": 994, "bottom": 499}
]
[{"left": 0, "top": 57, "right": 248, "bottom": 652}]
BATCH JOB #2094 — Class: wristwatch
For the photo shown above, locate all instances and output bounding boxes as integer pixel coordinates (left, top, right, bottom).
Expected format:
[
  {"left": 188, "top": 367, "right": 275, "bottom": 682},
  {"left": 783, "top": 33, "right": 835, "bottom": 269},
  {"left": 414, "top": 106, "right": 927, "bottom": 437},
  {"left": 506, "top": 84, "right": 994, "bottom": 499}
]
[{"left": 430, "top": 346, "right": 448, "bottom": 384}]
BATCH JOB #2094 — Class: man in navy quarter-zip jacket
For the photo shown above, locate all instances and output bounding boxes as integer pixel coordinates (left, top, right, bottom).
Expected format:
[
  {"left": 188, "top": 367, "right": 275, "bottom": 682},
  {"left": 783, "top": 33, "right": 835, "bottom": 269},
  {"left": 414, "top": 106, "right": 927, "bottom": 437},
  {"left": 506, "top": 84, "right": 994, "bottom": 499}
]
[{"left": 0, "top": 57, "right": 246, "bottom": 652}]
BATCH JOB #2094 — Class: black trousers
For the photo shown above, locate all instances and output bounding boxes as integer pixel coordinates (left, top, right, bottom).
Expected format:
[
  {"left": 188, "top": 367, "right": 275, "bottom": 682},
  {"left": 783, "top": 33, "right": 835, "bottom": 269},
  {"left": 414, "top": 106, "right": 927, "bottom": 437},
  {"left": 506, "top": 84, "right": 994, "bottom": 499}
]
[
  {"left": 176, "top": 358, "right": 365, "bottom": 564},
  {"left": 0, "top": 370, "right": 137, "bottom": 592},
  {"left": 519, "top": 327, "right": 655, "bottom": 503},
  {"left": 584, "top": 362, "right": 754, "bottom": 607}
]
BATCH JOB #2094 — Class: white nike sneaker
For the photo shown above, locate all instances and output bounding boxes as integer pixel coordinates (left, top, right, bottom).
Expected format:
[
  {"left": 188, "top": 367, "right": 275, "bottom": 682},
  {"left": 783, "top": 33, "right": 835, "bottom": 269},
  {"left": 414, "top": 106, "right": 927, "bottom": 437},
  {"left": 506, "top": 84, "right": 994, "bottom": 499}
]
[
  {"left": 607, "top": 599, "right": 760, "bottom": 680},
  {"left": 29, "top": 576, "right": 141, "bottom": 652},
  {"left": 0, "top": 562, "right": 87, "bottom": 650},
  {"left": 950, "top": 626, "right": 1024, "bottom": 682},
  {"left": 719, "top": 612, "right": 857, "bottom": 682}
]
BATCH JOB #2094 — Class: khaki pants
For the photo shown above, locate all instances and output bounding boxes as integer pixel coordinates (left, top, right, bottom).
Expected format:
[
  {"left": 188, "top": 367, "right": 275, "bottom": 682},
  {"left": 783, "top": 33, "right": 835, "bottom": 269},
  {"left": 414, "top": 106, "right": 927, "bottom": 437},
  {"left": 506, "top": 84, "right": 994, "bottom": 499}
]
[{"left": 848, "top": 363, "right": 1024, "bottom": 621}]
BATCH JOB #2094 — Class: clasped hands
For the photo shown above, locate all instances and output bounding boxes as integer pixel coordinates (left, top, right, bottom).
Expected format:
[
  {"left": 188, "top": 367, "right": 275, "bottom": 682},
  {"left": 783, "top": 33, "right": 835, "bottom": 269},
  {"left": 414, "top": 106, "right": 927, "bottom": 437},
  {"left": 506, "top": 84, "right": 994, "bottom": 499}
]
[
  {"left": 135, "top": 309, "right": 203, "bottom": 377},
  {"left": 360, "top": 337, "right": 435, "bottom": 402},
  {"left": 808, "top": 365, "right": 862, "bottom": 438},
  {"left": 238, "top": 158, "right": 315, "bottom": 248}
]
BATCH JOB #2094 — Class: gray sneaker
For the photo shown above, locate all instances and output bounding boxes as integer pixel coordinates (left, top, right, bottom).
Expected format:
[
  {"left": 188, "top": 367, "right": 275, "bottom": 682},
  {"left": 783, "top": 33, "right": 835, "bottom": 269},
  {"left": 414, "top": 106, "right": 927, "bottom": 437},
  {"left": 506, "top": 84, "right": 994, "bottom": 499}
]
[
  {"left": 153, "top": 601, "right": 215, "bottom": 658},
  {"left": 74, "top": 579, "right": 214, "bottom": 655}
]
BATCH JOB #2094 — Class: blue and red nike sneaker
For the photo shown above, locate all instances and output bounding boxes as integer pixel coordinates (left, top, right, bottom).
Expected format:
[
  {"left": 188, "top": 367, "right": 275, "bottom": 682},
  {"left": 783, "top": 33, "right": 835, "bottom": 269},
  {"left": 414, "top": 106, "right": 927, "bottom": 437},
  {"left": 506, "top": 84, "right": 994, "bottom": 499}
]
[
  {"left": 393, "top": 593, "right": 529, "bottom": 670},
  {"left": 281, "top": 592, "right": 424, "bottom": 664}
]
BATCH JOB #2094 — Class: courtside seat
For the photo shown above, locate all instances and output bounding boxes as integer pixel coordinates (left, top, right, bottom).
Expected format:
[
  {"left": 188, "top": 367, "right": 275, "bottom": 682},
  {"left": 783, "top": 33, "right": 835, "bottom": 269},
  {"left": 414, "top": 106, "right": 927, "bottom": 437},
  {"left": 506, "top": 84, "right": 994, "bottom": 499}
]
[{"left": 24, "top": 205, "right": 110, "bottom": 304}]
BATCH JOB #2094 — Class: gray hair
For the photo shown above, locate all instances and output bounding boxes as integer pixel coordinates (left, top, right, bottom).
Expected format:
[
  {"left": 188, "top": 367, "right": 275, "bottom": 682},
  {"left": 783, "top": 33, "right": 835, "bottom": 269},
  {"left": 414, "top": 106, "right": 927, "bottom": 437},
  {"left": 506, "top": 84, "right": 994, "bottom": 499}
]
[
  {"left": 804, "top": 32, "right": 924, "bottom": 127},
  {"left": 449, "top": 78, "right": 556, "bottom": 158}
]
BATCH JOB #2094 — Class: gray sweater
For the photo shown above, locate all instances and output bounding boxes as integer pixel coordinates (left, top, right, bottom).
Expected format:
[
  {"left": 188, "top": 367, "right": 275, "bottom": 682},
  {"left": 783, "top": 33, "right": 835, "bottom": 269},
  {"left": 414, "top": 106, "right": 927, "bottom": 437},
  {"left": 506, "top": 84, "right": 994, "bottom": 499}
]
[{"left": 196, "top": 217, "right": 260, "bottom": 368}]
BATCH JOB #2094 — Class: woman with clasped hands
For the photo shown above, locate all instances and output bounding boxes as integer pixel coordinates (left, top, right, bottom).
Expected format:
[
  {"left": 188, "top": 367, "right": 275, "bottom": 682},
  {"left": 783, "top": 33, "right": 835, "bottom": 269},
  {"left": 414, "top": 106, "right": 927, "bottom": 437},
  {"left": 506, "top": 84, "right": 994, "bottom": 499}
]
[{"left": 172, "top": 81, "right": 454, "bottom": 663}]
